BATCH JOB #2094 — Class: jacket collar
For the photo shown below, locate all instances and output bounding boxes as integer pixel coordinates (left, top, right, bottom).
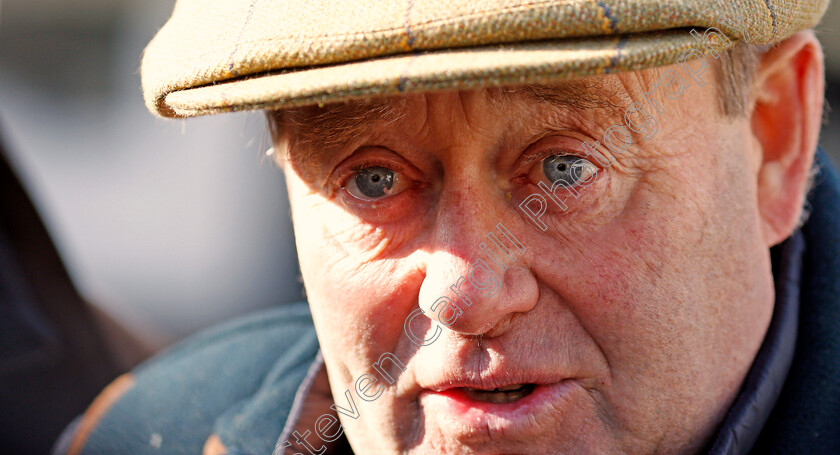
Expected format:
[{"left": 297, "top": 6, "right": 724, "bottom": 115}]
[{"left": 707, "top": 230, "right": 804, "bottom": 454}]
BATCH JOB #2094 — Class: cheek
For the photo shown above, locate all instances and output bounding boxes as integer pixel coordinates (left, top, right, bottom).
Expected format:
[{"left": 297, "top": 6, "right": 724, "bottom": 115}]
[
  {"left": 299, "top": 240, "right": 416, "bottom": 367},
  {"left": 536, "top": 213, "right": 678, "bottom": 342},
  {"left": 530, "top": 159, "right": 729, "bottom": 369},
  {"left": 529, "top": 204, "right": 721, "bottom": 443},
  {"left": 287, "top": 172, "right": 422, "bottom": 374},
  {"left": 537, "top": 152, "right": 768, "bottom": 427}
]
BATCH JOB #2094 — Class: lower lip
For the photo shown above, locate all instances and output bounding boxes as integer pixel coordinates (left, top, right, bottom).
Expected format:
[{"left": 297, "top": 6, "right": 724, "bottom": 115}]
[{"left": 419, "top": 380, "right": 578, "bottom": 427}]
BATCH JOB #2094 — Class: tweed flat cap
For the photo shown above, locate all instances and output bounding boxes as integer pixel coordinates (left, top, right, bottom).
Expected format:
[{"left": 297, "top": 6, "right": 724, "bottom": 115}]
[{"left": 141, "top": 0, "right": 828, "bottom": 118}]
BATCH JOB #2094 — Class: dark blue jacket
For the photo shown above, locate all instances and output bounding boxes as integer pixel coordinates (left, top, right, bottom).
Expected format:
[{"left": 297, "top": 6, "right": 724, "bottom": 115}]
[{"left": 55, "top": 151, "right": 840, "bottom": 455}]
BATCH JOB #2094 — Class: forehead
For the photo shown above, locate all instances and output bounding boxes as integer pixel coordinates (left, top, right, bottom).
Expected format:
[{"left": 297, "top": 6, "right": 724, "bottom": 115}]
[
  {"left": 273, "top": 73, "right": 650, "bottom": 149},
  {"left": 271, "top": 66, "right": 710, "bottom": 169}
]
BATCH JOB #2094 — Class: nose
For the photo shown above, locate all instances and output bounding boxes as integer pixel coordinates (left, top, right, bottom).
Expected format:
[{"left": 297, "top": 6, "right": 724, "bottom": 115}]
[{"left": 409, "top": 193, "right": 539, "bottom": 343}]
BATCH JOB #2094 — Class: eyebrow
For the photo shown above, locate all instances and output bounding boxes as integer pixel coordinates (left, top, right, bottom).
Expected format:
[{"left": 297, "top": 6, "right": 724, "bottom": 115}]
[
  {"left": 495, "top": 80, "right": 630, "bottom": 117},
  {"left": 272, "top": 79, "right": 632, "bottom": 166},
  {"left": 271, "top": 98, "right": 406, "bottom": 168}
]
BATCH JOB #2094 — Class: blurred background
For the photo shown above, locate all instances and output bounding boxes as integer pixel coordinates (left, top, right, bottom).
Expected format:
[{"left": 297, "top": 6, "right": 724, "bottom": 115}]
[
  {"left": 0, "top": 1, "right": 839, "bottom": 453},
  {"left": 0, "top": 0, "right": 303, "bottom": 352},
  {"left": 0, "top": 1, "right": 304, "bottom": 452}
]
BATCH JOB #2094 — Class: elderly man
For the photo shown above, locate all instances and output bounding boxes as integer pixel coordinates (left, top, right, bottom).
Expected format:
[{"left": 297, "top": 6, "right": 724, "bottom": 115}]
[{"left": 56, "top": 0, "right": 840, "bottom": 454}]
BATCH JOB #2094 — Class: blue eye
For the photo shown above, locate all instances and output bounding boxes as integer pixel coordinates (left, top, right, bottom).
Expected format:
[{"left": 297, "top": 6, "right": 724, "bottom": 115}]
[
  {"left": 345, "top": 166, "right": 409, "bottom": 201},
  {"left": 539, "top": 155, "right": 597, "bottom": 187}
]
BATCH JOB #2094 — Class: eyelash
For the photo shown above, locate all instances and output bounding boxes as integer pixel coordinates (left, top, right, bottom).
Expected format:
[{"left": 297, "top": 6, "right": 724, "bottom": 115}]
[
  {"left": 348, "top": 159, "right": 400, "bottom": 173},
  {"left": 340, "top": 159, "right": 407, "bottom": 186},
  {"left": 520, "top": 148, "right": 584, "bottom": 174}
]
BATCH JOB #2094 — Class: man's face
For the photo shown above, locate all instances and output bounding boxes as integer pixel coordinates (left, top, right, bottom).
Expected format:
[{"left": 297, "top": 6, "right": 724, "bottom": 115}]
[{"left": 279, "top": 63, "right": 776, "bottom": 454}]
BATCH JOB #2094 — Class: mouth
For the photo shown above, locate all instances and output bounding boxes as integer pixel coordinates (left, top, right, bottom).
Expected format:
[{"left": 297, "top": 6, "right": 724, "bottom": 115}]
[
  {"left": 460, "top": 383, "right": 537, "bottom": 404},
  {"left": 418, "top": 378, "right": 579, "bottom": 435}
]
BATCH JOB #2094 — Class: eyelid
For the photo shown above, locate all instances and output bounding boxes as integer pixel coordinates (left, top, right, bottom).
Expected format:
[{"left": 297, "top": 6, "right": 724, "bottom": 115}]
[
  {"left": 517, "top": 133, "right": 613, "bottom": 174},
  {"left": 330, "top": 147, "right": 419, "bottom": 190},
  {"left": 518, "top": 146, "right": 586, "bottom": 178},
  {"left": 340, "top": 159, "right": 407, "bottom": 187},
  {"left": 331, "top": 149, "right": 429, "bottom": 207},
  {"left": 516, "top": 134, "right": 607, "bottom": 196}
]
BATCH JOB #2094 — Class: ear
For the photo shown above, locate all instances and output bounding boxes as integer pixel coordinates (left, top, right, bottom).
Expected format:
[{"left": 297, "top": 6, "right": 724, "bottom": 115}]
[{"left": 749, "top": 30, "right": 825, "bottom": 247}]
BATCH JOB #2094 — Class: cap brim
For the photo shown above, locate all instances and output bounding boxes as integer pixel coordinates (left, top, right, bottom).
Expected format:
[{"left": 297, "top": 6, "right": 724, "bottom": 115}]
[{"left": 163, "top": 30, "right": 717, "bottom": 117}]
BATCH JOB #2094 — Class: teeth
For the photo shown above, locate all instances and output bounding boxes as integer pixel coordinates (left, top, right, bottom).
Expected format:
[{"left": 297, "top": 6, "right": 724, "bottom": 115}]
[
  {"left": 462, "top": 384, "right": 535, "bottom": 404},
  {"left": 494, "top": 384, "right": 525, "bottom": 392}
]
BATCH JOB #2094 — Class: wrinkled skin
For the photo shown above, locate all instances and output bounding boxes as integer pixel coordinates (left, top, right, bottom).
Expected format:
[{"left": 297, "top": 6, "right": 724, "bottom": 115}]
[{"left": 277, "top": 32, "right": 823, "bottom": 454}]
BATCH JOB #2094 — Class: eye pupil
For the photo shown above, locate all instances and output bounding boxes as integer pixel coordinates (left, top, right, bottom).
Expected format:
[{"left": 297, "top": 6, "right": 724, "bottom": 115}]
[
  {"left": 556, "top": 163, "right": 567, "bottom": 172},
  {"left": 371, "top": 174, "right": 381, "bottom": 183}
]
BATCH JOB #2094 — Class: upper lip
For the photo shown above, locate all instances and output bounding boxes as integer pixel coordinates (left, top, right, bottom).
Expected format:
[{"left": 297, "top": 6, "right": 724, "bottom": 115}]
[
  {"left": 421, "top": 371, "right": 571, "bottom": 393},
  {"left": 408, "top": 336, "right": 584, "bottom": 396}
]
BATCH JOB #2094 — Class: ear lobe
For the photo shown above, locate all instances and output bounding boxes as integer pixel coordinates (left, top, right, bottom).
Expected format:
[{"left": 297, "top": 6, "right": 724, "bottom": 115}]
[{"left": 749, "top": 31, "right": 825, "bottom": 247}]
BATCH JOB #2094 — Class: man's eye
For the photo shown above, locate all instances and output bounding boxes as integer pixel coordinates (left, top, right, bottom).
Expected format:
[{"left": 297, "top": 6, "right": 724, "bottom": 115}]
[
  {"left": 345, "top": 166, "right": 410, "bottom": 201},
  {"left": 531, "top": 154, "right": 597, "bottom": 188}
]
